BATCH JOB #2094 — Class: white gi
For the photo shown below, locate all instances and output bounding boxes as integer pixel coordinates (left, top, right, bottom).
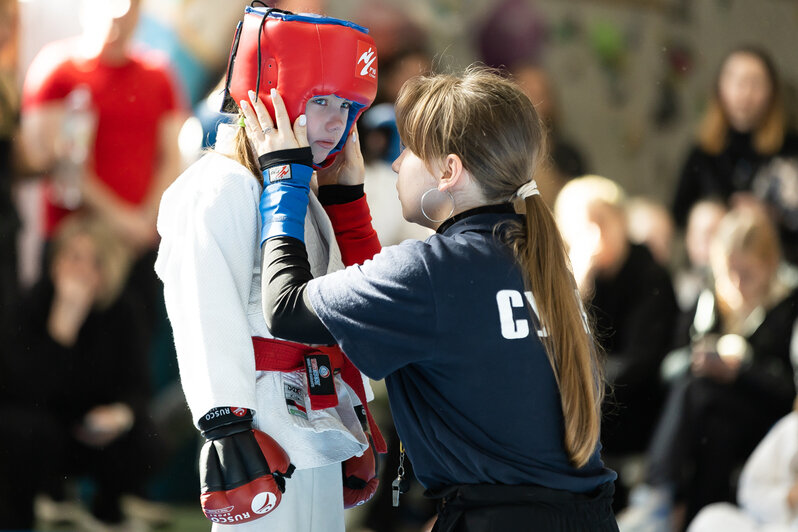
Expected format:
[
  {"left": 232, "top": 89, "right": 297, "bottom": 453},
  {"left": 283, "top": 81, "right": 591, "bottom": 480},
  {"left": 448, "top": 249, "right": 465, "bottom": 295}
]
[
  {"left": 155, "top": 124, "right": 371, "bottom": 531},
  {"left": 688, "top": 411, "right": 798, "bottom": 532}
]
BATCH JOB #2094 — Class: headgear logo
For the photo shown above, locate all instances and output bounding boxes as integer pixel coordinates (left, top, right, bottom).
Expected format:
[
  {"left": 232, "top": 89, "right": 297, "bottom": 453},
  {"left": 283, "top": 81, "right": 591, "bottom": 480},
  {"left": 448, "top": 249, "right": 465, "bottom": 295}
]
[
  {"left": 252, "top": 492, "right": 278, "bottom": 515},
  {"left": 356, "top": 41, "right": 377, "bottom": 79},
  {"left": 232, "top": 407, "right": 248, "bottom": 417}
]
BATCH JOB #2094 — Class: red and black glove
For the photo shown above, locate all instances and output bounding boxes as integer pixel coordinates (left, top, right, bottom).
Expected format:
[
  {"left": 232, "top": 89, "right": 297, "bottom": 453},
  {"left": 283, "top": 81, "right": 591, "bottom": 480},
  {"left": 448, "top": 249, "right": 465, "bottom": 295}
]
[
  {"left": 342, "top": 404, "right": 379, "bottom": 508},
  {"left": 198, "top": 407, "right": 295, "bottom": 524}
]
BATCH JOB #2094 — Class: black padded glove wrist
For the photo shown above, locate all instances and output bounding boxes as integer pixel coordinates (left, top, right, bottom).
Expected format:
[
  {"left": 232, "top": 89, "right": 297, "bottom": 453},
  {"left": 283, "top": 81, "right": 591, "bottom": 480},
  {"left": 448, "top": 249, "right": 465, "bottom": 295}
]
[{"left": 198, "top": 407, "right": 254, "bottom": 440}]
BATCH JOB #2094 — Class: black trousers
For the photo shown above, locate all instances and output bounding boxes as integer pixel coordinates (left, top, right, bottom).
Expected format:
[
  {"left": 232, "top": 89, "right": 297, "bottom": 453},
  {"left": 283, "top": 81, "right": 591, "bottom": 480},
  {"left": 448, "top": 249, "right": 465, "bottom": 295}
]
[{"left": 427, "top": 482, "right": 618, "bottom": 532}]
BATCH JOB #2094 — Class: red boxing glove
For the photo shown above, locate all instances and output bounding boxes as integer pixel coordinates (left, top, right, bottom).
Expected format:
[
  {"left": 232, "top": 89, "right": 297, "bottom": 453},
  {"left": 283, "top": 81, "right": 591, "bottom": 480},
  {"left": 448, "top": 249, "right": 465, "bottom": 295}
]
[
  {"left": 198, "top": 407, "right": 295, "bottom": 524},
  {"left": 342, "top": 405, "right": 379, "bottom": 508}
]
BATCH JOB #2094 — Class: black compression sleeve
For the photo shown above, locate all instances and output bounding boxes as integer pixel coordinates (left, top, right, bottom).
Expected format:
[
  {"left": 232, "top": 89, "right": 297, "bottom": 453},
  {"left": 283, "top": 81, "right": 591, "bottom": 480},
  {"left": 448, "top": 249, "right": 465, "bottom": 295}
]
[{"left": 261, "top": 237, "right": 336, "bottom": 345}]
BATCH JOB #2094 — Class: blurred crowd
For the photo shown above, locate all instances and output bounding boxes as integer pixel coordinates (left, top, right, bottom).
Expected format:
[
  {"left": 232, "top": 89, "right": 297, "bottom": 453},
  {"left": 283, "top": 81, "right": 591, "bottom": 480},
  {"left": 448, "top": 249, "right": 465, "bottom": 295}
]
[{"left": 1, "top": 0, "right": 798, "bottom": 531}]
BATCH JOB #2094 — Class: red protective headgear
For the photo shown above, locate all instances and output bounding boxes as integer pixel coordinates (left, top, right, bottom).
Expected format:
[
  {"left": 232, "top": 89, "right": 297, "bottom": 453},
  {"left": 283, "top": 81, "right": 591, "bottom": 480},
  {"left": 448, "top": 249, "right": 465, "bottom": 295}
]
[{"left": 221, "top": 5, "right": 378, "bottom": 169}]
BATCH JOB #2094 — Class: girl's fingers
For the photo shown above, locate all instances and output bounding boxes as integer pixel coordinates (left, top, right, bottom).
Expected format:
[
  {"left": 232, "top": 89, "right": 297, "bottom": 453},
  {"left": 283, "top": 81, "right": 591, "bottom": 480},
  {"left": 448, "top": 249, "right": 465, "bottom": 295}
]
[
  {"left": 349, "top": 125, "right": 363, "bottom": 160},
  {"left": 248, "top": 90, "right": 274, "bottom": 132},
  {"left": 340, "top": 126, "right": 362, "bottom": 165},
  {"left": 293, "top": 114, "right": 308, "bottom": 147},
  {"left": 270, "top": 89, "right": 292, "bottom": 133},
  {"left": 239, "top": 100, "right": 263, "bottom": 138}
]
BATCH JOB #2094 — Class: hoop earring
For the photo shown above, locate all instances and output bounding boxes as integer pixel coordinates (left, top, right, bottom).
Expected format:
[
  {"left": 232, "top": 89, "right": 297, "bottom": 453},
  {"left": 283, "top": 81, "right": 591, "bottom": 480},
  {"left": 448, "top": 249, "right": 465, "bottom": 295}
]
[{"left": 420, "top": 188, "right": 455, "bottom": 223}]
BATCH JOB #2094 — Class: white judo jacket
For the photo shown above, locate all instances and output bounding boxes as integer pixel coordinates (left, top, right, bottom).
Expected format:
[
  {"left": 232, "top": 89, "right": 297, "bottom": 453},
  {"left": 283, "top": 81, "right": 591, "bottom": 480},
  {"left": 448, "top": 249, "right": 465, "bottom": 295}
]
[{"left": 155, "top": 125, "right": 371, "bottom": 470}]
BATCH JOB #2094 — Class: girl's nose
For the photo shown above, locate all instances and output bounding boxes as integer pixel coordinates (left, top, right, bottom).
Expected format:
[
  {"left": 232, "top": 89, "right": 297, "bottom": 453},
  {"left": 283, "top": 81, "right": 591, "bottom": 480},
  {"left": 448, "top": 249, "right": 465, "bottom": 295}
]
[
  {"left": 391, "top": 151, "right": 405, "bottom": 173},
  {"left": 327, "top": 111, "right": 346, "bottom": 132}
]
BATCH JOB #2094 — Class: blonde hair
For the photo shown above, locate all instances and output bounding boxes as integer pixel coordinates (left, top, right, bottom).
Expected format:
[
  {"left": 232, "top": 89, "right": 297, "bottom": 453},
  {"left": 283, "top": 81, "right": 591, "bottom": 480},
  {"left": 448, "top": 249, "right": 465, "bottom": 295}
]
[
  {"left": 698, "top": 47, "right": 785, "bottom": 156},
  {"left": 49, "top": 214, "right": 133, "bottom": 309},
  {"left": 555, "top": 175, "right": 627, "bottom": 221},
  {"left": 396, "top": 66, "right": 603, "bottom": 468}
]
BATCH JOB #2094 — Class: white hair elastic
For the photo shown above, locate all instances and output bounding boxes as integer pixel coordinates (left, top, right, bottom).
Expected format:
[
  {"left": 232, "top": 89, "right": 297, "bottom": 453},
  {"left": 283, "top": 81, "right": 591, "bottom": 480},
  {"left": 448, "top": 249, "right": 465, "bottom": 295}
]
[{"left": 515, "top": 179, "right": 540, "bottom": 200}]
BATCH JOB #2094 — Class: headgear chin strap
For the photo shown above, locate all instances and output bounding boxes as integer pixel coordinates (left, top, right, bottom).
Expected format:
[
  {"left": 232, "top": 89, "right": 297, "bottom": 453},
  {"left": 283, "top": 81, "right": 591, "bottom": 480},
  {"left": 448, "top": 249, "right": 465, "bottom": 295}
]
[{"left": 221, "top": 3, "right": 379, "bottom": 169}]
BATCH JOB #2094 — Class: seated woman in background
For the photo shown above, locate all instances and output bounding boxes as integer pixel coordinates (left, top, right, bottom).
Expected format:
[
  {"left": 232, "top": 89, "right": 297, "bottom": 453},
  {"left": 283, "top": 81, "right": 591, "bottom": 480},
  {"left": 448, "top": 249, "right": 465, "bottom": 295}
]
[
  {"left": 671, "top": 46, "right": 798, "bottom": 226},
  {"left": 671, "top": 46, "right": 798, "bottom": 263},
  {"left": 620, "top": 204, "right": 798, "bottom": 532},
  {"left": 688, "top": 396, "right": 798, "bottom": 532},
  {"left": 1, "top": 214, "right": 159, "bottom": 528}
]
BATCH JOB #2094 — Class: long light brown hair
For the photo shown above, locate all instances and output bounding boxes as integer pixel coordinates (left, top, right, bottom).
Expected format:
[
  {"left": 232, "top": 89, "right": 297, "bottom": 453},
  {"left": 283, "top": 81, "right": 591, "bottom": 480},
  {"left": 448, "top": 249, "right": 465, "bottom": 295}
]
[
  {"left": 395, "top": 66, "right": 603, "bottom": 468},
  {"left": 698, "top": 46, "right": 785, "bottom": 156}
]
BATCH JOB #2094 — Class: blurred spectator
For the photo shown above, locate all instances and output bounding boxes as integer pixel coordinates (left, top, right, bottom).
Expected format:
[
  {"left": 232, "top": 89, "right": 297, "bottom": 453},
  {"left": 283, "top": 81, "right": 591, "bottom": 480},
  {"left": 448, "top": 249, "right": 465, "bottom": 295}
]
[
  {"left": 620, "top": 206, "right": 798, "bottom": 531},
  {"left": 554, "top": 175, "right": 678, "bottom": 511},
  {"left": 671, "top": 46, "right": 798, "bottom": 230},
  {"left": 1, "top": 214, "right": 161, "bottom": 529},
  {"left": 673, "top": 200, "right": 728, "bottom": 311},
  {"left": 19, "top": 0, "right": 184, "bottom": 251},
  {"left": 626, "top": 196, "right": 676, "bottom": 268},
  {"left": 512, "top": 63, "right": 589, "bottom": 207},
  {"left": 687, "top": 397, "right": 798, "bottom": 532}
]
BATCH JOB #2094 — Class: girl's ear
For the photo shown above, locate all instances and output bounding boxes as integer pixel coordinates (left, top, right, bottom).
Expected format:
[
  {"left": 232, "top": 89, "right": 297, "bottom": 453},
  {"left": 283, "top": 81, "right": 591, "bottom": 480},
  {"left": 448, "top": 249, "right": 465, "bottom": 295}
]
[{"left": 438, "top": 154, "right": 465, "bottom": 192}]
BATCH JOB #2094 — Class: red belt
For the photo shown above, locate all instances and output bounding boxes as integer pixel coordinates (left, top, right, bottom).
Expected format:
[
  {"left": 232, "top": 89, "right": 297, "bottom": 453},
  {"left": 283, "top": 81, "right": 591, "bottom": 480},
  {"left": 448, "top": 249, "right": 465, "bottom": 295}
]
[{"left": 252, "top": 336, "right": 386, "bottom": 453}]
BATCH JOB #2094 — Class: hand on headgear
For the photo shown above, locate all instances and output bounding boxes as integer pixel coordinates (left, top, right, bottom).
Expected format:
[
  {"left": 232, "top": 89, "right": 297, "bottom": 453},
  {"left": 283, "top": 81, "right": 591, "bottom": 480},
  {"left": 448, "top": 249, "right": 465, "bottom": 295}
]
[{"left": 241, "top": 88, "right": 308, "bottom": 158}]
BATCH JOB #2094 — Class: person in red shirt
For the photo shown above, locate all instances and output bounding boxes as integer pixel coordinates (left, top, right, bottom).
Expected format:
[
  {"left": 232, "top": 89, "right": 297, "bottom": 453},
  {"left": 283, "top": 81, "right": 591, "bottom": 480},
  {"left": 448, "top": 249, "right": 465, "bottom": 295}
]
[{"left": 20, "top": 0, "right": 185, "bottom": 253}]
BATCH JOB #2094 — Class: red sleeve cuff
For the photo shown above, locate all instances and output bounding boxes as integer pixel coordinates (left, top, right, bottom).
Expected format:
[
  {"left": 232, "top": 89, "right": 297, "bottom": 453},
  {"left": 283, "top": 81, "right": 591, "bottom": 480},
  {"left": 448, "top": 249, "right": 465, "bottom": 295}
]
[{"left": 324, "top": 195, "right": 381, "bottom": 266}]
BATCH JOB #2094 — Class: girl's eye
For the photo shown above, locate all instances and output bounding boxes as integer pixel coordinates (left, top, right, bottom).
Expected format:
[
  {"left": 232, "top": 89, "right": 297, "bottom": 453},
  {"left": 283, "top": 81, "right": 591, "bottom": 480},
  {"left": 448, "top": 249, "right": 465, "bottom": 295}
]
[
  {"left": 312, "top": 98, "right": 327, "bottom": 106},
  {"left": 341, "top": 101, "right": 351, "bottom": 110}
]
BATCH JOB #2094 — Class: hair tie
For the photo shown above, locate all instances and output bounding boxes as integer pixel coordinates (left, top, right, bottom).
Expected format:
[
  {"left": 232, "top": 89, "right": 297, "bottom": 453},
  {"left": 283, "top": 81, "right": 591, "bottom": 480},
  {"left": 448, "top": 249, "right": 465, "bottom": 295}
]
[
  {"left": 515, "top": 179, "right": 540, "bottom": 200},
  {"left": 238, "top": 116, "right": 246, "bottom": 128}
]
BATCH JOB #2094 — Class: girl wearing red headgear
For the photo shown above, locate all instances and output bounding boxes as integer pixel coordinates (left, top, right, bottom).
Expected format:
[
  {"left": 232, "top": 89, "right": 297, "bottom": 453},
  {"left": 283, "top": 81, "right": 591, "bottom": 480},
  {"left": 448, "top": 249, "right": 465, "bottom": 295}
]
[{"left": 155, "top": 5, "right": 383, "bottom": 530}]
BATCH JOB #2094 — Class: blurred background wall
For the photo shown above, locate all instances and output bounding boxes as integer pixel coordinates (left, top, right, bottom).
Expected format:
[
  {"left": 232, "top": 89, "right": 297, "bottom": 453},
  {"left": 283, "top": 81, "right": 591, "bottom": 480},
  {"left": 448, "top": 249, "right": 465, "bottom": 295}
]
[{"left": 335, "top": 0, "right": 798, "bottom": 202}]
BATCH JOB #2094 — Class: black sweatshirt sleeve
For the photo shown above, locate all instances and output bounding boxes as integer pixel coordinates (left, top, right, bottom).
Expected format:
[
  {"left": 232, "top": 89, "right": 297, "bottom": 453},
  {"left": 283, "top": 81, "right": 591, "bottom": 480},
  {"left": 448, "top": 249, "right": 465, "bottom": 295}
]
[{"left": 261, "top": 236, "right": 336, "bottom": 345}]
